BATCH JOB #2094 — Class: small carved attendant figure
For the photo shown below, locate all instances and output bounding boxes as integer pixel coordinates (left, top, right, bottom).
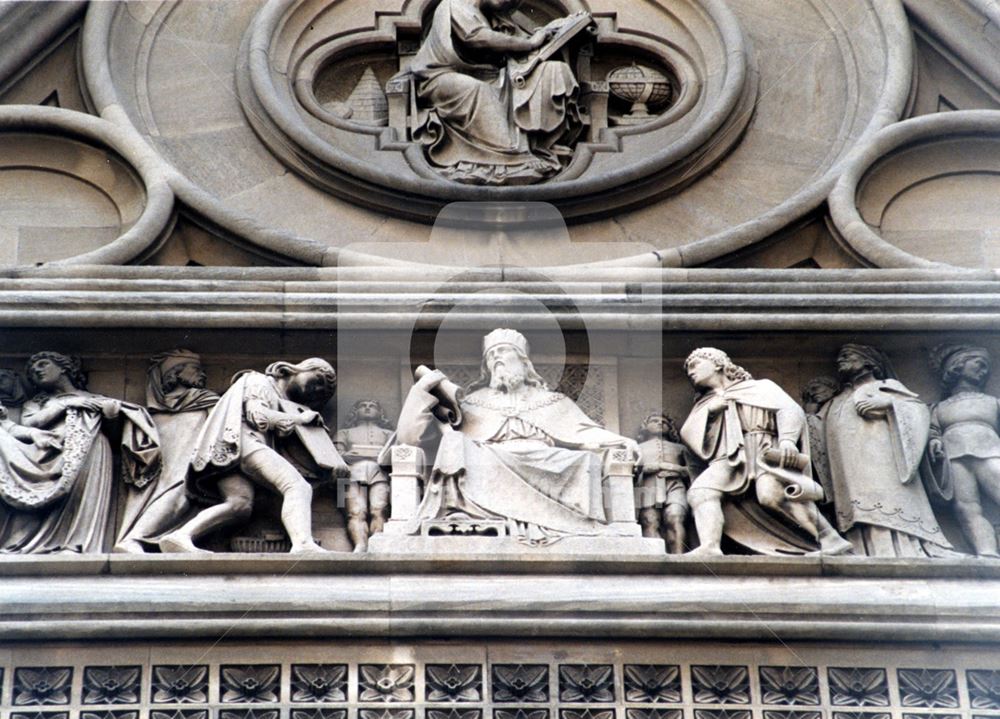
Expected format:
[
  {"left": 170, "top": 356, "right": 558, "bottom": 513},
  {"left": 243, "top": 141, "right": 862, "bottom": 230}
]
[
  {"left": 801, "top": 376, "right": 839, "bottom": 502},
  {"left": 334, "top": 399, "right": 394, "bottom": 552},
  {"left": 634, "top": 412, "right": 689, "bottom": 553},
  {"left": 409, "top": 0, "right": 583, "bottom": 184},
  {"left": 928, "top": 345, "right": 1000, "bottom": 557},
  {"left": 0, "top": 352, "right": 160, "bottom": 554},
  {"left": 159, "top": 358, "right": 340, "bottom": 554},
  {"left": 114, "top": 350, "right": 229, "bottom": 553},
  {"left": 679, "top": 348, "right": 851, "bottom": 556},
  {"left": 821, "top": 344, "right": 954, "bottom": 557}
]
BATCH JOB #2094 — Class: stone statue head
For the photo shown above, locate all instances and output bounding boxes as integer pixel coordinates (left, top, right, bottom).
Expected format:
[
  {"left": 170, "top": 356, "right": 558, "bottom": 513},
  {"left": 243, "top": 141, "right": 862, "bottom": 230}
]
[
  {"left": 346, "top": 398, "right": 393, "bottom": 429},
  {"left": 469, "top": 328, "right": 549, "bottom": 393},
  {"left": 683, "top": 347, "right": 752, "bottom": 390},
  {"left": 801, "top": 376, "right": 839, "bottom": 413},
  {"left": 265, "top": 357, "right": 338, "bottom": 409},
  {"left": 637, "top": 412, "right": 679, "bottom": 442},
  {"left": 151, "top": 350, "right": 207, "bottom": 393},
  {"left": 26, "top": 351, "right": 87, "bottom": 392},
  {"left": 930, "top": 344, "right": 991, "bottom": 392},
  {"left": 836, "top": 344, "right": 893, "bottom": 382}
]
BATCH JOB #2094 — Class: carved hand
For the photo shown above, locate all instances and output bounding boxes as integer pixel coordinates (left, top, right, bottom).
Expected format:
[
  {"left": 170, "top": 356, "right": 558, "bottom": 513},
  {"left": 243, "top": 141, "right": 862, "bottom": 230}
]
[
  {"left": 414, "top": 368, "right": 448, "bottom": 393},
  {"left": 30, "top": 429, "right": 61, "bottom": 450},
  {"left": 295, "top": 409, "right": 322, "bottom": 426},
  {"left": 855, "top": 393, "right": 892, "bottom": 418},
  {"left": 705, "top": 395, "right": 728, "bottom": 417},
  {"left": 63, "top": 395, "right": 103, "bottom": 412},
  {"left": 529, "top": 28, "right": 550, "bottom": 49},
  {"left": 777, "top": 439, "right": 799, "bottom": 469},
  {"left": 101, "top": 399, "right": 121, "bottom": 419},
  {"left": 929, "top": 437, "right": 946, "bottom": 461}
]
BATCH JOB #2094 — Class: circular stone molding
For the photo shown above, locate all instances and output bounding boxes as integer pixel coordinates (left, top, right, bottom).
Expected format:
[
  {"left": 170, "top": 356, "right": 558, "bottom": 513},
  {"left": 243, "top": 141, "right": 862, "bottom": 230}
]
[
  {"left": 829, "top": 110, "right": 1000, "bottom": 270},
  {"left": 240, "top": 0, "right": 755, "bottom": 223},
  {"left": 0, "top": 106, "right": 173, "bottom": 266}
]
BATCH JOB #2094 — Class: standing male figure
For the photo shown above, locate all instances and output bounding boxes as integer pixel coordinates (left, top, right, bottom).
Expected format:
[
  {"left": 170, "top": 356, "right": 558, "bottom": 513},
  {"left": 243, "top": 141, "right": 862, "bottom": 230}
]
[
  {"left": 160, "top": 358, "right": 338, "bottom": 554},
  {"left": 635, "top": 412, "right": 689, "bottom": 553},
  {"left": 334, "top": 399, "right": 394, "bottom": 552},
  {"left": 680, "top": 348, "right": 851, "bottom": 556}
]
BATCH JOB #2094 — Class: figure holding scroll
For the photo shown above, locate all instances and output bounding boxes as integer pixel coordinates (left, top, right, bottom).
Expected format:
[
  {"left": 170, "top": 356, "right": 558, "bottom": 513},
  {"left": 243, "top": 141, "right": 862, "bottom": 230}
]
[
  {"left": 159, "top": 358, "right": 341, "bottom": 554},
  {"left": 408, "top": 0, "right": 587, "bottom": 185},
  {"left": 679, "top": 348, "right": 852, "bottom": 556}
]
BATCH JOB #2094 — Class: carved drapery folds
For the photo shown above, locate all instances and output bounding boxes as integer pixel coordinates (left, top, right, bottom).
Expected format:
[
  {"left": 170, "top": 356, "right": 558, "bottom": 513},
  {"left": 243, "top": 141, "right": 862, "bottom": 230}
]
[{"left": 0, "top": 336, "right": 997, "bottom": 558}]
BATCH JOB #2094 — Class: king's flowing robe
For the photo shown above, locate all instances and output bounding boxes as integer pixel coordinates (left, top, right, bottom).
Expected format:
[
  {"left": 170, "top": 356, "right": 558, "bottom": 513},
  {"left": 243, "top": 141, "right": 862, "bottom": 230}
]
[
  {"left": 396, "top": 383, "right": 630, "bottom": 542},
  {"left": 410, "top": 0, "right": 579, "bottom": 183}
]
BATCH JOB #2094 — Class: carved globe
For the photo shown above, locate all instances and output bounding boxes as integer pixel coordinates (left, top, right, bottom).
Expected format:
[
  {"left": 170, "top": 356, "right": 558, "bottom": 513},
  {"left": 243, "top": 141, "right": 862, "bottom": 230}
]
[{"left": 608, "top": 64, "right": 673, "bottom": 124}]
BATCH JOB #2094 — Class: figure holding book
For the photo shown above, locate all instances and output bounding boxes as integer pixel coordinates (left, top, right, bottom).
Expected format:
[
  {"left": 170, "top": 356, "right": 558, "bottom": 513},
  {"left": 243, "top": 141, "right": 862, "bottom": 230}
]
[
  {"left": 409, "top": 0, "right": 589, "bottom": 185},
  {"left": 159, "top": 358, "right": 341, "bottom": 554}
]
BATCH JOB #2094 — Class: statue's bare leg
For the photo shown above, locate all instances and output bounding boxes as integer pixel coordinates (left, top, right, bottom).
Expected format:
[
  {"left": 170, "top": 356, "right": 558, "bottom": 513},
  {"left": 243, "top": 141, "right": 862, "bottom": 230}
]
[
  {"left": 687, "top": 485, "right": 725, "bottom": 555},
  {"left": 639, "top": 507, "right": 661, "bottom": 539},
  {"left": 240, "top": 448, "right": 324, "bottom": 553},
  {"left": 369, "top": 481, "right": 390, "bottom": 537},
  {"left": 160, "top": 475, "right": 254, "bottom": 553},
  {"left": 664, "top": 504, "right": 687, "bottom": 554},
  {"left": 114, "top": 485, "right": 191, "bottom": 554},
  {"left": 953, "top": 460, "right": 999, "bottom": 557},
  {"left": 345, "top": 481, "right": 370, "bottom": 553}
]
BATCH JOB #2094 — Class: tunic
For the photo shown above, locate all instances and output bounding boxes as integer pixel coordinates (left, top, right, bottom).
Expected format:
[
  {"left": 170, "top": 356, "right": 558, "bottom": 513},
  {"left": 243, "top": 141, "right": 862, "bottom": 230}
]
[
  {"left": 931, "top": 392, "right": 1000, "bottom": 461},
  {"left": 334, "top": 424, "right": 393, "bottom": 486}
]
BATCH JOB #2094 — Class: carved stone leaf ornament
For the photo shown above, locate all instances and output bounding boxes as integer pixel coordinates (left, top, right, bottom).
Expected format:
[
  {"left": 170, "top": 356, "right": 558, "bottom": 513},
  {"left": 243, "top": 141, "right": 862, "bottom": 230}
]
[
  {"left": 82, "top": 666, "right": 142, "bottom": 705},
  {"left": 425, "top": 665, "right": 484, "bottom": 702},
  {"left": 11, "top": 714, "right": 70, "bottom": 719},
  {"left": 560, "top": 710, "right": 616, "bottom": 719},
  {"left": 494, "top": 709, "right": 550, "bottom": 719},
  {"left": 626, "top": 710, "right": 683, "bottom": 719},
  {"left": 690, "top": 666, "right": 751, "bottom": 705},
  {"left": 762, "top": 712, "right": 822, "bottom": 719},
  {"left": 693, "top": 710, "right": 751, "bottom": 719},
  {"left": 492, "top": 665, "right": 549, "bottom": 702},
  {"left": 832, "top": 713, "right": 890, "bottom": 719},
  {"left": 828, "top": 668, "right": 890, "bottom": 707},
  {"left": 220, "top": 665, "right": 281, "bottom": 704},
  {"left": 219, "top": 711, "right": 280, "bottom": 719},
  {"left": 291, "top": 710, "right": 349, "bottom": 719},
  {"left": 897, "top": 669, "right": 959, "bottom": 708},
  {"left": 291, "top": 665, "right": 349, "bottom": 703},
  {"left": 427, "top": 710, "right": 483, "bottom": 719},
  {"left": 968, "top": 670, "right": 1000, "bottom": 709},
  {"left": 759, "top": 667, "right": 821, "bottom": 705},
  {"left": 624, "top": 665, "right": 681, "bottom": 703},
  {"left": 358, "top": 710, "right": 416, "bottom": 719},
  {"left": 359, "top": 665, "right": 416, "bottom": 703},
  {"left": 151, "top": 666, "right": 209, "bottom": 704},
  {"left": 150, "top": 712, "right": 209, "bottom": 719},
  {"left": 80, "top": 712, "right": 139, "bottom": 719},
  {"left": 559, "top": 665, "right": 616, "bottom": 703},
  {"left": 13, "top": 667, "right": 73, "bottom": 706}
]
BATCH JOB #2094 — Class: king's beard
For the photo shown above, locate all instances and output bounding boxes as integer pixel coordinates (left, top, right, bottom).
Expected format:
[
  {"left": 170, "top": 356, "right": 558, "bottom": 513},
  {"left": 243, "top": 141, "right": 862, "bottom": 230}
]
[{"left": 489, "top": 362, "right": 526, "bottom": 393}]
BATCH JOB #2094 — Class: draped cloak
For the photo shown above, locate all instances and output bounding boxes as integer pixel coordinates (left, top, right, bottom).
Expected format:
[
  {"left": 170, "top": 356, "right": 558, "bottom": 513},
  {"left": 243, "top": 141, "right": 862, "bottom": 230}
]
[
  {"left": 680, "top": 378, "right": 823, "bottom": 555},
  {"left": 822, "top": 378, "right": 954, "bottom": 557},
  {"left": 116, "top": 377, "right": 219, "bottom": 543},
  {"left": 0, "top": 393, "right": 159, "bottom": 554},
  {"left": 395, "top": 384, "right": 633, "bottom": 543}
]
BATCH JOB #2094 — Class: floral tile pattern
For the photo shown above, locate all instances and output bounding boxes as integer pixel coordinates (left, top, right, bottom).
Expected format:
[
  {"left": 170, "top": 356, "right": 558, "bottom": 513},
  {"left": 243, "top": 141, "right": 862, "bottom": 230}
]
[
  {"left": 13, "top": 667, "right": 73, "bottom": 706},
  {"left": 219, "top": 666, "right": 281, "bottom": 704},
  {"left": 152, "top": 666, "right": 210, "bottom": 704},
  {"left": 624, "top": 666, "right": 681, "bottom": 704},
  {"left": 493, "top": 665, "right": 549, "bottom": 703},
  {"left": 291, "top": 665, "right": 348, "bottom": 703},
  {"left": 559, "top": 665, "right": 615, "bottom": 703},
  {"left": 359, "top": 665, "right": 416, "bottom": 703}
]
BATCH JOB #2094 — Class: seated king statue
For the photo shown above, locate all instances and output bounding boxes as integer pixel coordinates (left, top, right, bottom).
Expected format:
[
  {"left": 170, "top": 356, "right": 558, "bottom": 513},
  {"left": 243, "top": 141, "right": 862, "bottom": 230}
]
[{"left": 392, "top": 329, "right": 639, "bottom": 544}]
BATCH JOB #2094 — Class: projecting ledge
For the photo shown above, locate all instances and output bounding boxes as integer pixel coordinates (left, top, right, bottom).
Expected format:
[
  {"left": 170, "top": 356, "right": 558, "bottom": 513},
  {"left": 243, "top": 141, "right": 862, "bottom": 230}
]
[{"left": 0, "top": 555, "right": 998, "bottom": 643}]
